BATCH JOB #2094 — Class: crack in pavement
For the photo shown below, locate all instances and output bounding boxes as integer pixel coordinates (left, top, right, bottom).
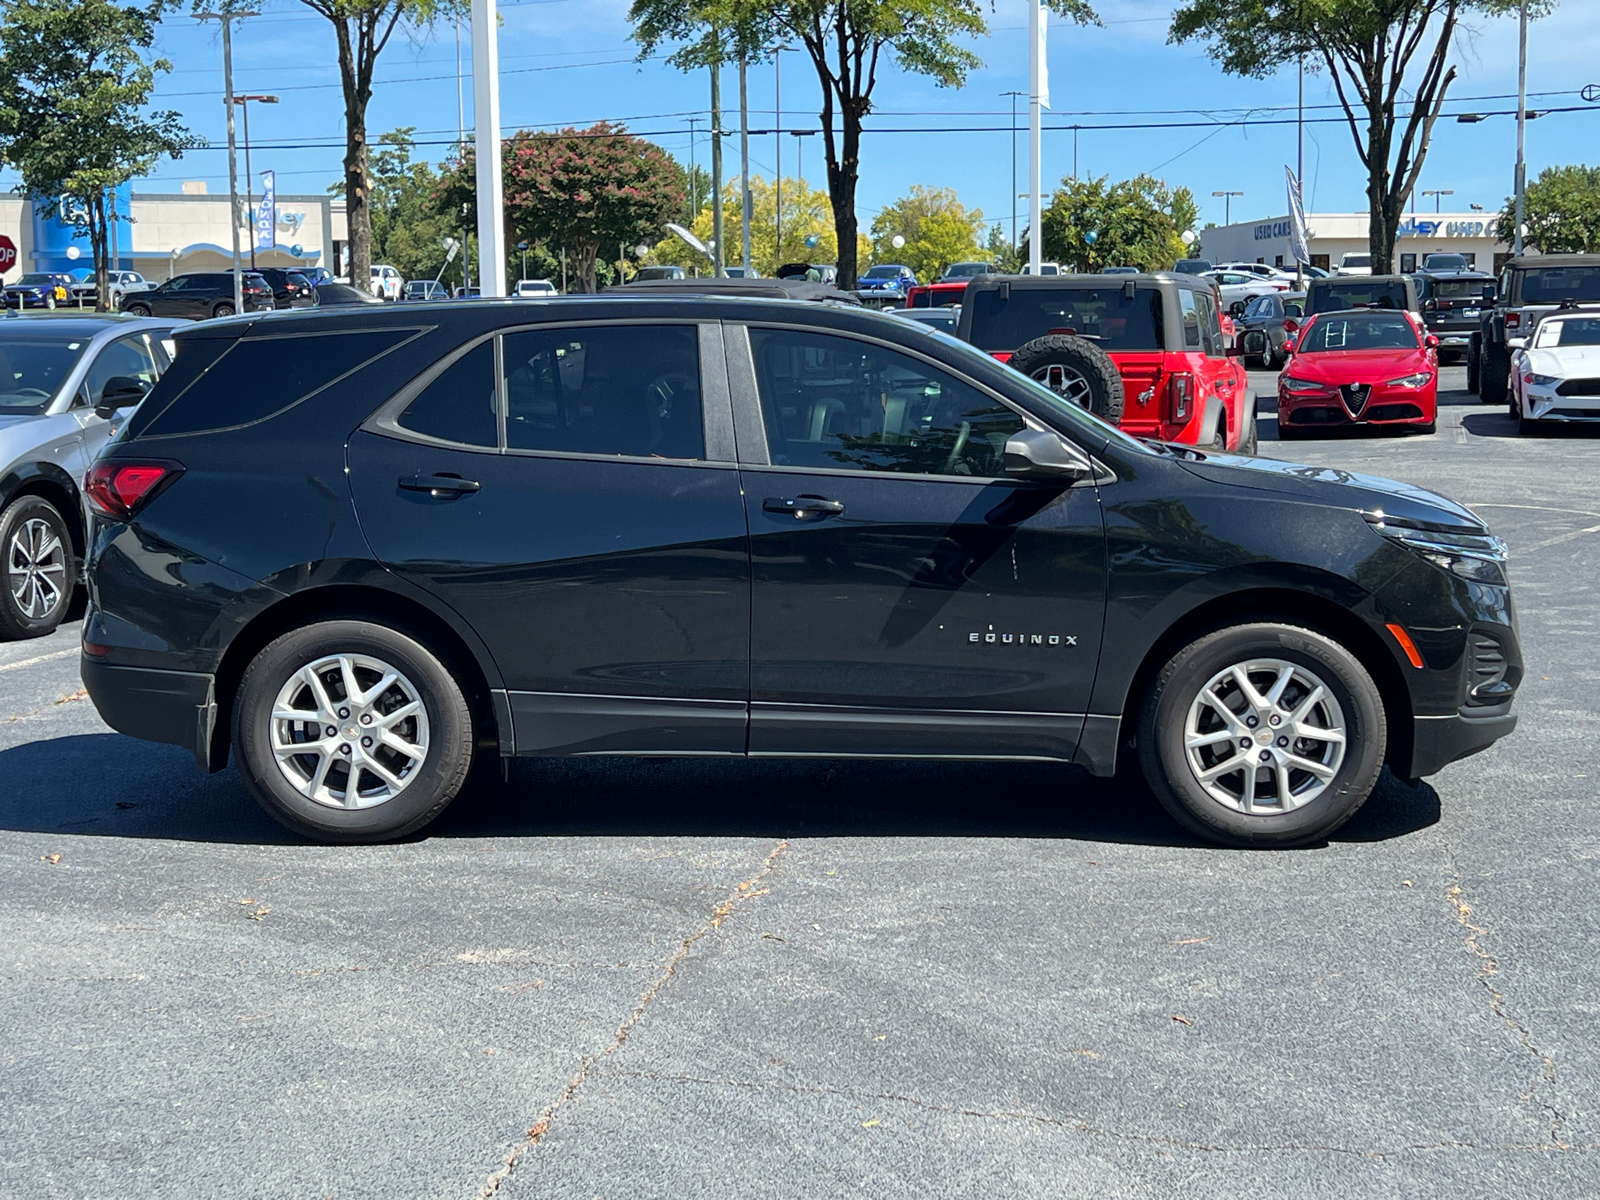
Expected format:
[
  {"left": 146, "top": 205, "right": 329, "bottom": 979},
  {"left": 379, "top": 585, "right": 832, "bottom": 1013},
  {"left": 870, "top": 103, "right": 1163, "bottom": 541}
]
[
  {"left": 611, "top": 1070, "right": 1600, "bottom": 1159},
  {"left": 478, "top": 839, "right": 789, "bottom": 1197},
  {"left": 1446, "top": 867, "right": 1568, "bottom": 1150}
]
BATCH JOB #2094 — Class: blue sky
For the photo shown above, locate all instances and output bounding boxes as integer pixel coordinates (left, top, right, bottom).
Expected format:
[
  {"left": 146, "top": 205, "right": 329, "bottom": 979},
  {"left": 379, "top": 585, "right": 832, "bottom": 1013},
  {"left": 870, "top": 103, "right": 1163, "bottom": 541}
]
[{"left": 63, "top": 0, "right": 1600, "bottom": 229}]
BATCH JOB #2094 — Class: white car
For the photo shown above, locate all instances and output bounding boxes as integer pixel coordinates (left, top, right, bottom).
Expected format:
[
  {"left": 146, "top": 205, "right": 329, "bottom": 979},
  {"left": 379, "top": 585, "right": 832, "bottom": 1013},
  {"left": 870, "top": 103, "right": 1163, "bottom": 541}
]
[
  {"left": 514, "top": 279, "right": 557, "bottom": 297},
  {"left": 1215, "top": 261, "right": 1298, "bottom": 284},
  {"left": 1510, "top": 307, "right": 1600, "bottom": 433},
  {"left": 1337, "top": 253, "right": 1373, "bottom": 276},
  {"left": 369, "top": 264, "right": 403, "bottom": 300},
  {"left": 1203, "top": 269, "right": 1283, "bottom": 312},
  {"left": 1022, "top": 262, "right": 1063, "bottom": 276},
  {"left": 68, "top": 270, "right": 155, "bottom": 306}
]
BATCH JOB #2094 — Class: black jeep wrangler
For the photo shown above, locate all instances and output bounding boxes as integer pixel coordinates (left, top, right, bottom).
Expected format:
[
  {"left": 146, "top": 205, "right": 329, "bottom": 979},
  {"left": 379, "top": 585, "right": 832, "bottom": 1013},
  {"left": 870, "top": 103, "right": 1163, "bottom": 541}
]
[{"left": 1470, "top": 254, "right": 1600, "bottom": 403}]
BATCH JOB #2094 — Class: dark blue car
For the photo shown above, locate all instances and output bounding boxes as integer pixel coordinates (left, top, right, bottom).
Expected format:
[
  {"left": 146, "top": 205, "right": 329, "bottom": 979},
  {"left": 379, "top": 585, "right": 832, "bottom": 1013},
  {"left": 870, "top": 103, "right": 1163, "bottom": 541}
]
[
  {"left": 857, "top": 264, "right": 917, "bottom": 299},
  {"left": 4, "top": 273, "right": 74, "bottom": 310}
]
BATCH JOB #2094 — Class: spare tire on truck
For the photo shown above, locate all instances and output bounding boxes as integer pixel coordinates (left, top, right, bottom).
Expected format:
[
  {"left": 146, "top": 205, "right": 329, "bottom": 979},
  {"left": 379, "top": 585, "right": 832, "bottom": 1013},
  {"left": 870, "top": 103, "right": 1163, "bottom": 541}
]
[{"left": 1005, "top": 334, "right": 1125, "bottom": 424}]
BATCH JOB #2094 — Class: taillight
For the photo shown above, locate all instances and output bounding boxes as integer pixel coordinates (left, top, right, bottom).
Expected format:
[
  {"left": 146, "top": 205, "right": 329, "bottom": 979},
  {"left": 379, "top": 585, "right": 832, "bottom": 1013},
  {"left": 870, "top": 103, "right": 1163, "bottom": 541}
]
[
  {"left": 1506, "top": 312, "right": 1521, "bottom": 329},
  {"left": 1166, "top": 372, "right": 1194, "bottom": 424},
  {"left": 85, "top": 459, "right": 185, "bottom": 519}
]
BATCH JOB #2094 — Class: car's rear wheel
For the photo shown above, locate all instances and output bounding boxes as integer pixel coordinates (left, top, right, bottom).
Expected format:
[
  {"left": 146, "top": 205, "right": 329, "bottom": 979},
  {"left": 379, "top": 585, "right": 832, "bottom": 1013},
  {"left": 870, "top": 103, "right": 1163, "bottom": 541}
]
[
  {"left": 1480, "top": 341, "right": 1510, "bottom": 404},
  {"left": 213, "top": 302, "right": 236, "bottom": 318},
  {"left": 126, "top": 302, "right": 151, "bottom": 317},
  {"left": 233, "top": 620, "right": 474, "bottom": 842},
  {"left": 0, "top": 497, "right": 72, "bottom": 639},
  {"left": 1466, "top": 335, "right": 1481, "bottom": 393},
  {"left": 1237, "top": 411, "right": 1259, "bottom": 455},
  {"left": 1006, "top": 334, "right": 1125, "bottom": 424},
  {"left": 1137, "top": 623, "right": 1385, "bottom": 847}
]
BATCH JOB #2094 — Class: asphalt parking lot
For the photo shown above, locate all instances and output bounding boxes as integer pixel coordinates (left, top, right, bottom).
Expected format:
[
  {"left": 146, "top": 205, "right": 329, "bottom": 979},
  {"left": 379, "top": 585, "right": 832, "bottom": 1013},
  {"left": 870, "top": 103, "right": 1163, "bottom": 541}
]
[{"left": 4, "top": 364, "right": 1598, "bottom": 1198}]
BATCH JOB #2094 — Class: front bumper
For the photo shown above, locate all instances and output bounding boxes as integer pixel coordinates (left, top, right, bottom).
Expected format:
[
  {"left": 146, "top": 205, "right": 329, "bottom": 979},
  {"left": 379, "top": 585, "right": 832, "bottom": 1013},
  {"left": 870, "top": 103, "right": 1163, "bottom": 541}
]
[
  {"left": 1523, "top": 389, "right": 1600, "bottom": 421},
  {"left": 1279, "top": 391, "right": 1435, "bottom": 426},
  {"left": 1408, "top": 708, "right": 1517, "bottom": 778},
  {"left": 81, "top": 657, "right": 218, "bottom": 771}
]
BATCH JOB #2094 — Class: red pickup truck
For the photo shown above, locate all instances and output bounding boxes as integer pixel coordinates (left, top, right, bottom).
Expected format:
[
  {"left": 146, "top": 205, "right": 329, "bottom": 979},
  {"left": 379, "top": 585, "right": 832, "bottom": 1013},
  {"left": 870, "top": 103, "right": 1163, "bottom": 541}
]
[
  {"left": 955, "top": 273, "right": 1257, "bottom": 453},
  {"left": 904, "top": 280, "right": 969, "bottom": 308}
]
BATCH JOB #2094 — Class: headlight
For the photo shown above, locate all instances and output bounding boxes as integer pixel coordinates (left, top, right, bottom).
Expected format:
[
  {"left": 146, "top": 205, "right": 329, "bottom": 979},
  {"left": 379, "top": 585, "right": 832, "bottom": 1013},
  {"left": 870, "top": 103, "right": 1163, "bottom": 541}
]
[
  {"left": 1364, "top": 511, "right": 1508, "bottom": 585},
  {"left": 1522, "top": 372, "right": 1559, "bottom": 388},
  {"left": 1386, "top": 372, "right": 1433, "bottom": 388},
  {"left": 1280, "top": 375, "right": 1328, "bottom": 393}
]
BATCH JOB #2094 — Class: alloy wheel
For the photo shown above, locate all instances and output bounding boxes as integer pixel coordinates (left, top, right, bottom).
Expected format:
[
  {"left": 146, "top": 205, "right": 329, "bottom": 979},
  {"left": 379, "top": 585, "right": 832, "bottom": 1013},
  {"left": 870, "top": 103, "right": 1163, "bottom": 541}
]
[
  {"left": 1182, "top": 657, "right": 1347, "bottom": 814},
  {"left": 1029, "top": 362, "right": 1093, "bottom": 409},
  {"left": 7, "top": 517, "right": 67, "bottom": 621},
  {"left": 269, "top": 653, "right": 430, "bottom": 809}
]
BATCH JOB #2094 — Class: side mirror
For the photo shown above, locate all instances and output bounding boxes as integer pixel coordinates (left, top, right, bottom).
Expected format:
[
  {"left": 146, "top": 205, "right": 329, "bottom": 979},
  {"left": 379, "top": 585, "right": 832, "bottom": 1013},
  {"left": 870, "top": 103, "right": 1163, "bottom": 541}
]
[
  {"left": 1002, "top": 428, "right": 1094, "bottom": 481},
  {"left": 1229, "top": 300, "right": 1247, "bottom": 317},
  {"left": 94, "top": 376, "right": 150, "bottom": 419},
  {"left": 1425, "top": 334, "right": 1440, "bottom": 349}
]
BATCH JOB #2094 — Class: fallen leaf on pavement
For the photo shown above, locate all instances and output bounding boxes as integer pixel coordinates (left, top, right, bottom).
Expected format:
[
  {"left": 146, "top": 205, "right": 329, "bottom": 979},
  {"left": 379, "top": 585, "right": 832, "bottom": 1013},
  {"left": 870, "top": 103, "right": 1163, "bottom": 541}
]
[
  {"left": 762, "top": 932, "right": 787, "bottom": 942},
  {"left": 862, "top": 1119, "right": 880, "bottom": 1128},
  {"left": 1171, "top": 1014, "right": 1194, "bottom": 1027},
  {"left": 1171, "top": 937, "right": 1210, "bottom": 945},
  {"left": 40, "top": 853, "right": 61, "bottom": 864},
  {"left": 247, "top": 907, "right": 270, "bottom": 921}
]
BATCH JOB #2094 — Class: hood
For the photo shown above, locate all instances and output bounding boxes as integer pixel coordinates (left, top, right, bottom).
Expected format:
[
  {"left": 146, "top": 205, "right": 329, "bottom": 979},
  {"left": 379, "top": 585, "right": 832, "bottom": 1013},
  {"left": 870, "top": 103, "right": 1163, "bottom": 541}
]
[
  {"left": 1530, "top": 345, "right": 1600, "bottom": 368},
  {"left": 1176, "top": 453, "right": 1484, "bottom": 531},
  {"left": 1287, "top": 349, "right": 1429, "bottom": 383}
]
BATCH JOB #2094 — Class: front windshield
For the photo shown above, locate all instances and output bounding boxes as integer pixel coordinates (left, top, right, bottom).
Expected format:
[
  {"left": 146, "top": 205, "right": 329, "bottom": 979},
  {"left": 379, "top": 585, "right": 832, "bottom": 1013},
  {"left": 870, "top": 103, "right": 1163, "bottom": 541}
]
[
  {"left": 1298, "top": 313, "right": 1420, "bottom": 352},
  {"left": 1425, "top": 254, "right": 1467, "bottom": 270},
  {"left": 1534, "top": 316, "right": 1600, "bottom": 348},
  {"left": 864, "top": 266, "right": 903, "bottom": 279},
  {"left": 944, "top": 263, "right": 986, "bottom": 278},
  {"left": 0, "top": 336, "right": 88, "bottom": 412},
  {"left": 1343, "top": 255, "right": 1371, "bottom": 268}
]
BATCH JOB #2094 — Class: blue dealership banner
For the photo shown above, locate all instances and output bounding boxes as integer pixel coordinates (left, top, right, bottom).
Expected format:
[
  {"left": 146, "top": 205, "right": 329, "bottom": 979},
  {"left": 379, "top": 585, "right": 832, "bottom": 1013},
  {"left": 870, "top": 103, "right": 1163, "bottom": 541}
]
[{"left": 256, "top": 171, "right": 276, "bottom": 252}]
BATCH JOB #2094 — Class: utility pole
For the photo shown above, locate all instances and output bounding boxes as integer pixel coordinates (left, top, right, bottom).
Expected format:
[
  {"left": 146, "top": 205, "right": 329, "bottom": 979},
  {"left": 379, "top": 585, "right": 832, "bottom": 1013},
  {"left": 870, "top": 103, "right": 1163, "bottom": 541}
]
[
  {"left": 1514, "top": 0, "right": 1528, "bottom": 256},
  {"left": 233, "top": 95, "right": 278, "bottom": 269},
  {"left": 1002, "top": 91, "right": 1023, "bottom": 251},
  {"left": 710, "top": 46, "right": 724, "bottom": 278},
  {"left": 195, "top": 9, "right": 250, "bottom": 312},
  {"left": 455, "top": 18, "right": 467, "bottom": 291},
  {"left": 1027, "top": 0, "right": 1046, "bottom": 275},
  {"left": 739, "top": 57, "right": 752, "bottom": 273},
  {"left": 687, "top": 116, "right": 699, "bottom": 223},
  {"left": 775, "top": 50, "right": 787, "bottom": 262},
  {"left": 471, "top": 0, "right": 506, "bottom": 295}
]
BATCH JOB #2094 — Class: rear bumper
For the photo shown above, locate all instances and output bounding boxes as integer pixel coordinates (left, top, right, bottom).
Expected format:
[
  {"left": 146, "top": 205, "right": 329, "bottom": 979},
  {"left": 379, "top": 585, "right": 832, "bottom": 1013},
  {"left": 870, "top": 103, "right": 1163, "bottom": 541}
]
[
  {"left": 1407, "top": 709, "right": 1517, "bottom": 779},
  {"left": 82, "top": 657, "right": 218, "bottom": 771}
]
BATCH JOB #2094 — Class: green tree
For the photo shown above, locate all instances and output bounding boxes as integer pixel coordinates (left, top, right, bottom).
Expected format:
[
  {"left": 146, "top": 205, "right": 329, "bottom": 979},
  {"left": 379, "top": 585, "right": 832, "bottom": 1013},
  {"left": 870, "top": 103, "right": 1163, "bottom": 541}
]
[
  {"left": 1036, "top": 175, "right": 1194, "bottom": 271},
  {"left": 1497, "top": 164, "right": 1600, "bottom": 254},
  {"left": 653, "top": 174, "right": 850, "bottom": 277},
  {"left": 869, "top": 185, "right": 986, "bottom": 282},
  {"left": 442, "top": 124, "right": 684, "bottom": 293},
  {"left": 1170, "top": 0, "right": 1550, "bottom": 274},
  {"left": 630, "top": 0, "right": 1099, "bottom": 291},
  {"left": 986, "top": 222, "right": 1021, "bottom": 274},
  {"left": 0, "top": 0, "right": 199, "bottom": 309}
]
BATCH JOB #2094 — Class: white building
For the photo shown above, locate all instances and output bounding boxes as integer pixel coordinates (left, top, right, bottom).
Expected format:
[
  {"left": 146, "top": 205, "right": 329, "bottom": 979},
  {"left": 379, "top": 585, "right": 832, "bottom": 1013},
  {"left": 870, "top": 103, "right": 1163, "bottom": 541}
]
[
  {"left": 1200, "top": 211, "right": 1511, "bottom": 275},
  {"left": 0, "top": 182, "right": 343, "bottom": 280}
]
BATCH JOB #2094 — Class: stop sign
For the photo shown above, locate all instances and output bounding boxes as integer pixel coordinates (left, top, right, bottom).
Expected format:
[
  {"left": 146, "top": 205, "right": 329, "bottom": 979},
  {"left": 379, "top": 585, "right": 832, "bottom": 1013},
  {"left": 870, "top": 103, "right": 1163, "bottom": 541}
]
[{"left": 0, "top": 236, "right": 15, "bottom": 274}]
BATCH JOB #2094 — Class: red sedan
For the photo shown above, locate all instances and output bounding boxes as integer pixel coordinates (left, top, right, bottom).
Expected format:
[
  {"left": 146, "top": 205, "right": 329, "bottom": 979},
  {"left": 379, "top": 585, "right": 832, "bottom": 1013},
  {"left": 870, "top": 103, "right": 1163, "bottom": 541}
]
[{"left": 1277, "top": 309, "right": 1439, "bottom": 438}]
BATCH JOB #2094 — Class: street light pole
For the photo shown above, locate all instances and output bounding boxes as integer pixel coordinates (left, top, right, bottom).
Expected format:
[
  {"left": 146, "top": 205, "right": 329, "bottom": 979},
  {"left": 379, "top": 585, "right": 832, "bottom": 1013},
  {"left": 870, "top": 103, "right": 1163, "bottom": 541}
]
[
  {"left": 710, "top": 48, "right": 723, "bottom": 278},
  {"left": 196, "top": 10, "right": 251, "bottom": 312},
  {"left": 1514, "top": 0, "right": 1528, "bottom": 256},
  {"left": 232, "top": 95, "right": 278, "bottom": 270},
  {"left": 1213, "top": 190, "right": 1243, "bottom": 225},
  {"left": 1002, "top": 90, "right": 1023, "bottom": 251},
  {"left": 739, "top": 56, "right": 751, "bottom": 274},
  {"left": 1422, "top": 188, "right": 1454, "bottom": 213},
  {"left": 471, "top": 0, "right": 506, "bottom": 296}
]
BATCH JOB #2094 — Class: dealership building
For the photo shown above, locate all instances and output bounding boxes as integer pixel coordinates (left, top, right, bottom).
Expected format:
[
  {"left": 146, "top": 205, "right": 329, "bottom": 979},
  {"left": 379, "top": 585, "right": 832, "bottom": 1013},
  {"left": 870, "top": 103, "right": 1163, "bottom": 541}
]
[
  {"left": 1200, "top": 211, "right": 1512, "bottom": 275},
  {"left": 0, "top": 182, "right": 345, "bottom": 280}
]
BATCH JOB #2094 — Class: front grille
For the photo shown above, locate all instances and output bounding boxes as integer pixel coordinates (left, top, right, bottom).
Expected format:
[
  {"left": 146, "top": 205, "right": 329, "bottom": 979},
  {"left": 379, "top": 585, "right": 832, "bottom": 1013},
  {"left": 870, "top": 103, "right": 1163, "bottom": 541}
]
[
  {"left": 1285, "top": 407, "right": 1343, "bottom": 424},
  {"left": 1556, "top": 378, "right": 1600, "bottom": 396},
  {"left": 1365, "top": 403, "right": 1425, "bottom": 421},
  {"left": 1550, "top": 407, "right": 1600, "bottom": 420}
]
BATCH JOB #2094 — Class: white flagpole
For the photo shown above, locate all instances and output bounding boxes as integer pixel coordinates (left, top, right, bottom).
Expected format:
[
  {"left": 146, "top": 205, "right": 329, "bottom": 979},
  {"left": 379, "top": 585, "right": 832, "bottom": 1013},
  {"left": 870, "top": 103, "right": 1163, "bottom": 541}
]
[{"left": 471, "top": 0, "right": 506, "bottom": 296}]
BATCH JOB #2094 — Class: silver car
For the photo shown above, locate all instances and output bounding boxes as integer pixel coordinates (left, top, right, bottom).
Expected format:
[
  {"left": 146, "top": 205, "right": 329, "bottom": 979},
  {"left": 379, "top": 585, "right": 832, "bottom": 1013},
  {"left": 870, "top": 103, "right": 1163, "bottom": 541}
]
[{"left": 0, "top": 314, "right": 186, "bottom": 637}]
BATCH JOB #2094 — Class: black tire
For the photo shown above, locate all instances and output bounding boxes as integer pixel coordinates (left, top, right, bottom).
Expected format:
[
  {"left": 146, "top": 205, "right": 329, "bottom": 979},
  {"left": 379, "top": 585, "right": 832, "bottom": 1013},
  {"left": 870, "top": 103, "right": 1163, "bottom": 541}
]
[
  {"left": 126, "top": 302, "right": 151, "bottom": 317},
  {"left": 232, "top": 620, "right": 475, "bottom": 842},
  {"left": 0, "top": 496, "right": 74, "bottom": 639},
  {"left": 1480, "top": 340, "right": 1510, "bottom": 405},
  {"left": 213, "top": 302, "right": 236, "bottom": 319},
  {"left": 1466, "top": 335, "right": 1481, "bottom": 394},
  {"left": 44, "top": 295, "right": 55, "bottom": 311},
  {"left": 1006, "top": 334, "right": 1125, "bottom": 424},
  {"left": 1238, "top": 411, "right": 1259, "bottom": 455},
  {"left": 1518, "top": 413, "right": 1540, "bottom": 435},
  {"left": 1137, "top": 623, "right": 1386, "bottom": 848}
]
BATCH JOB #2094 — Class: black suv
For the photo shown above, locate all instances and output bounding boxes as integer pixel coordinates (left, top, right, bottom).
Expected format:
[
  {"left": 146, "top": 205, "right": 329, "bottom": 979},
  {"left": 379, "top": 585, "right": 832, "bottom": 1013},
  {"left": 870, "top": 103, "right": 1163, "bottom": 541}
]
[
  {"left": 1469, "top": 254, "right": 1600, "bottom": 403},
  {"left": 236, "top": 267, "right": 315, "bottom": 310},
  {"left": 1412, "top": 269, "right": 1494, "bottom": 364},
  {"left": 120, "top": 272, "right": 275, "bottom": 320},
  {"left": 1306, "top": 274, "right": 1420, "bottom": 317},
  {"left": 81, "top": 298, "right": 1520, "bottom": 847}
]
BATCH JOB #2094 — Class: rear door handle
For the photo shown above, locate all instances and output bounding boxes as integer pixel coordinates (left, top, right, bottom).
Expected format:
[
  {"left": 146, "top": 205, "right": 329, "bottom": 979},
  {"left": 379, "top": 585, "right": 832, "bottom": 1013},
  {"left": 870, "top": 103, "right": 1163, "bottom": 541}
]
[
  {"left": 763, "top": 494, "right": 845, "bottom": 519},
  {"left": 399, "top": 472, "right": 481, "bottom": 497}
]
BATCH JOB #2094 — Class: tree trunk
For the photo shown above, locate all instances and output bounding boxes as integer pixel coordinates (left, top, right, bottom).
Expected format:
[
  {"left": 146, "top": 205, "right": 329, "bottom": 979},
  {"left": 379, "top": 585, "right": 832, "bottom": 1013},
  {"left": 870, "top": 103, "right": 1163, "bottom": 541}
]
[
  {"left": 335, "top": 19, "right": 372, "bottom": 288},
  {"left": 573, "top": 240, "right": 599, "bottom": 293},
  {"left": 828, "top": 106, "right": 863, "bottom": 290},
  {"left": 91, "top": 192, "right": 109, "bottom": 313},
  {"left": 1365, "top": 97, "right": 1395, "bottom": 274}
]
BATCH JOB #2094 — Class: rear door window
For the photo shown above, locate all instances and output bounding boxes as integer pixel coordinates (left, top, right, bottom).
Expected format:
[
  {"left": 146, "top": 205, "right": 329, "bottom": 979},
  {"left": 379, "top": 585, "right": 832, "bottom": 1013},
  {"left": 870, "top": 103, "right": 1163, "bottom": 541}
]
[
  {"left": 501, "top": 324, "right": 703, "bottom": 460},
  {"left": 748, "top": 327, "right": 1023, "bottom": 478},
  {"left": 967, "top": 286, "right": 1165, "bottom": 352}
]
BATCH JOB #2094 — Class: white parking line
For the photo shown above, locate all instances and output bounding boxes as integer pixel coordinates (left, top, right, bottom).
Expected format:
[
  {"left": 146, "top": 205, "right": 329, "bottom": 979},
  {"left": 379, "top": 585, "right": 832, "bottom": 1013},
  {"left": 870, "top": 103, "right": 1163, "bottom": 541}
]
[{"left": 0, "top": 646, "right": 78, "bottom": 674}]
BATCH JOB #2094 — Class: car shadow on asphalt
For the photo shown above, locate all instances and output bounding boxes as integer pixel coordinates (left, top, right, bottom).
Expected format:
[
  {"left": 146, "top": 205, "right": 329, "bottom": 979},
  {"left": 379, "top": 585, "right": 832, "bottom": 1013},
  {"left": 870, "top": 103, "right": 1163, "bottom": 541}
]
[
  {"left": 1462, "top": 409, "right": 1600, "bottom": 439},
  {"left": 0, "top": 732, "right": 1440, "bottom": 850}
]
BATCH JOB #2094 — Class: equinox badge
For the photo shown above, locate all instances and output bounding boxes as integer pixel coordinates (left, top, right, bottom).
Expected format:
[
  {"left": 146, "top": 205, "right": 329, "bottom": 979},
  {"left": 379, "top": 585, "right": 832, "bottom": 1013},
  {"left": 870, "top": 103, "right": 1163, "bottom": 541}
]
[{"left": 969, "top": 626, "right": 1077, "bottom": 646}]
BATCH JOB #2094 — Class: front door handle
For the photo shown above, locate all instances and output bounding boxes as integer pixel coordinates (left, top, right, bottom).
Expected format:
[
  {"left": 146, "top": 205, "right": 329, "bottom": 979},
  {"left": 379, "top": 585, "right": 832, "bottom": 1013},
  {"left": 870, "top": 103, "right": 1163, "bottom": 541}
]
[
  {"left": 763, "top": 494, "right": 845, "bottom": 520},
  {"left": 400, "top": 472, "right": 481, "bottom": 498}
]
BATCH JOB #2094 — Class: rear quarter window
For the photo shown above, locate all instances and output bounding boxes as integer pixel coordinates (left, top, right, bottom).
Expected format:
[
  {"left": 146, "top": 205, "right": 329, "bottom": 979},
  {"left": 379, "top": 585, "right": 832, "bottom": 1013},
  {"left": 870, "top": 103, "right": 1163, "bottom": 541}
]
[{"left": 134, "top": 328, "right": 419, "bottom": 437}]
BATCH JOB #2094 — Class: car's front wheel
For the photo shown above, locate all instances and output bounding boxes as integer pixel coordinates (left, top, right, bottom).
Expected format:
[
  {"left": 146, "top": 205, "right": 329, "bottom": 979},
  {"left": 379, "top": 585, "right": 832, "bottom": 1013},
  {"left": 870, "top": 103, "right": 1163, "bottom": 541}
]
[
  {"left": 1466, "top": 335, "right": 1481, "bottom": 394},
  {"left": 1137, "top": 623, "right": 1385, "bottom": 848},
  {"left": 0, "top": 497, "right": 73, "bottom": 639},
  {"left": 126, "top": 302, "right": 151, "bottom": 317},
  {"left": 233, "top": 621, "right": 475, "bottom": 842}
]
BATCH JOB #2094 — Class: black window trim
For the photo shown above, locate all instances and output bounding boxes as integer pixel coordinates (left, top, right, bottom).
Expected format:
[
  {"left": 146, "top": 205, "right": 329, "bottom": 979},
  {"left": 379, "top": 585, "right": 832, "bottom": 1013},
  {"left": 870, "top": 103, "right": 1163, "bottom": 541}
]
[
  {"left": 365, "top": 317, "right": 735, "bottom": 469},
  {"left": 725, "top": 319, "right": 1097, "bottom": 487}
]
